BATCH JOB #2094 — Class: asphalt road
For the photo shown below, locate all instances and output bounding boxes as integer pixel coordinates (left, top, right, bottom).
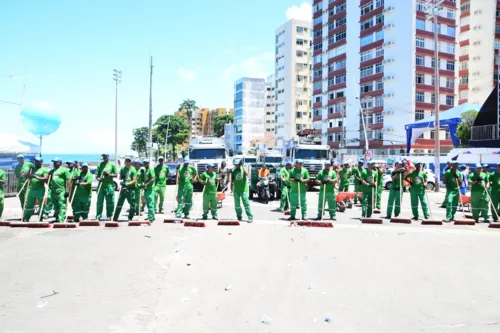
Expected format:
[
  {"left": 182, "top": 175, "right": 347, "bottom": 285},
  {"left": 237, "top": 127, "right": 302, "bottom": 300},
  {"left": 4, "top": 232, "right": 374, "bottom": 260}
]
[{"left": 1, "top": 186, "right": 499, "bottom": 333}]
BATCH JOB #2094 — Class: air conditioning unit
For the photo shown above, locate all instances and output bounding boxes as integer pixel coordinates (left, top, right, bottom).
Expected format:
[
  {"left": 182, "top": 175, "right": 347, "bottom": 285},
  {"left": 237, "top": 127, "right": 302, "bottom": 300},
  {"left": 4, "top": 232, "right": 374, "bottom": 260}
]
[
  {"left": 473, "top": 40, "right": 481, "bottom": 46},
  {"left": 322, "top": 92, "right": 327, "bottom": 95},
  {"left": 383, "top": 58, "right": 395, "bottom": 64},
  {"left": 383, "top": 93, "right": 394, "bottom": 98},
  {"left": 473, "top": 25, "right": 481, "bottom": 31},
  {"left": 384, "top": 110, "right": 394, "bottom": 116},
  {"left": 383, "top": 6, "right": 395, "bottom": 13},
  {"left": 383, "top": 41, "right": 395, "bottom": 47},
  {"left": 323, "top": 77, "right": 328, "bottom": 82},
  {"left": 474, "top": 10, "right": 482, "bottom": 15},
  {"left": 472, "top": 87, "right": 480, "bottom": 92},
  {"left": 472, "top": 71, "right": 480, "bottom": 76},
  {"left": 382, "top": 75, "right": 395, "bottom": 81},
  {"left": 383, "top": 23, "right": 395, "bottom": 30},
  {"left": 473, "top": 56, "right": 481, "bottom": 61}
]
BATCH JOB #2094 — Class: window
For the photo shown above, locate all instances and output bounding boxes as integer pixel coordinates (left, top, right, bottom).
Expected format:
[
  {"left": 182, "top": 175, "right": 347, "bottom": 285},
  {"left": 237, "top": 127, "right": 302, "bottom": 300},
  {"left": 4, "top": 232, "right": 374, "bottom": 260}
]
[
  {"left": 375, "top": 30, "right": 384, "bottom": 41},
  {"left": 313, "top": 69, "right": 322, "bottom": 78},
  {"left": 313, "top": 81, "right": 322, "bottom": 91},
  {"left": 416, "top": 1, "right": 426, "bottom": 12},
  {"left": 416, "top": 91, "right": 424, "bottom": 102},
  {"left": 446, "top": 60, "right": 455, "bottom": 71},
  {"left": 445, "top": 43, "right": 455, "bottom": 54},
  {"left": 313, "top": 54, "right": 322, "bottom": 65},
  {"left": 313, "top": 16, "right": 322, "bottom": 26},
  {"left": 335, "top": 1, "right": 346, "bottom": 13},
  {"left": 416, "top": 74, "right": 424, "bottom": 84},
  {"left": 361, "top": 3, "right": 373, "bottom": 15},
  {"left": 336, "top": 16, "right": 346, "bottom": 28},
  {"left": 446, "top": 26, "right": 456, "bottom": 37},
  {"left": 375, "top": 113, "right": 384, "bottom": 123},
  {"left": 313, "top": 42, "right": 322, "bottom": 51},
  {"left": 313, "top": 29, "right": 322, "bottom": 38},
  {"left": 459, "top": 75, "right": 469, "bottom": 85},
  {"left": 361, "top": 35, "right": 374, "bottom": 46},
  {"left": 335, "top": 59, "right": 346, "bottom": 70},
  {"left": 460, "top": 1, "right": 470, "bottom": 12},
  {"left": 496, "top": 24, "right": 500, "bottom": 34},
  {"left": 360, "top": 66, "right": 374, "bottom": 78},
  {"left": 460, "top": 31, "right": 469, "bottom": 42},
  {"left": 360, "top": 50, "right": 373, "bottom": 62},
  {"left": 446, "top": 95, "right": 454, "bottom": 106},
  {"left": 446, "top": 77, "right": 455, "bottom": 89},
  {"left": 335, "top": 30, "right": 346, "bottom": 42},
  {"left": 416, "top": 55, "right": 424, "bottom": 66},
  {"left": 296, "top": 39, "right": 305, "bottom": 45},
  {"left": 416, "top": 19, "right": 425, "bottom": 30},
  {"left": 459, "top": 90, "right": 469, "bottom": 100},
  {"left": 460, "top": 46, "right": 469, "bottom": 56},
  {"left": 460, "top": 17, "right": 469, "bottom": 27},
  {"left": 460, "top": 61, "right": 468, "bottom": 70},
  {"left": 416, "top": 37, "right": 425, "bottom": 48},
  {"left": 296, "top": 27, "right": 307, "bottom": 33},
  {"left": 314, "top": 96, "right": 322, "bottom": 103},
  {"left": 335, "top": 74, "right": 346, "bottom": 84},
  {"left": 376, "top": 47, "right": 384, "bottom": 57},
  {"left": 375, "top": 63, "right": 383, "bottom": 73},
  {"left": 415, "top": 110, "right": 425, "bottom": 121},
  {"left": 375, "top": 0, "right": 384, "bottom": 8},
  {"left": 495, "top": 40, "right": 500, "bottom": 50},
  {"left": 361, "top": 19, "right": 373, "bottom": 31},
  {"left": 446, "top": 9, "right": 456, "bottom": 19},
  {"left": 360, "top": 83, "right": 373, "bottom": 93},
  {"left": 328, "top": 78, "right": 335, "bottom": 86},
  {"left": 375, "top": 14, "right": 384, "bottom": 24},
  {"left": 375, "top": 80, "right": 383, "bottom": 90}
]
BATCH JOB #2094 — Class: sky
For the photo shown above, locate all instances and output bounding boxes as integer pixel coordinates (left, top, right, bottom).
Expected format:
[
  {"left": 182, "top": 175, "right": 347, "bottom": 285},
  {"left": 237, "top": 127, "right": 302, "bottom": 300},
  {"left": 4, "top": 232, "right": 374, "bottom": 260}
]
[{"left": 0, "top": 0, "right": 311, "bottom": 154}]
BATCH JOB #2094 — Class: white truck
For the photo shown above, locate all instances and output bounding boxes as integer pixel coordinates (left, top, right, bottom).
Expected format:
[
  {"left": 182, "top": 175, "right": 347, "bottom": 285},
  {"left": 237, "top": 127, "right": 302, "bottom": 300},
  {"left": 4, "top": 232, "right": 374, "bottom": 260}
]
[{"left": 188, "top": 137, "right": 232, "bottom": 185}]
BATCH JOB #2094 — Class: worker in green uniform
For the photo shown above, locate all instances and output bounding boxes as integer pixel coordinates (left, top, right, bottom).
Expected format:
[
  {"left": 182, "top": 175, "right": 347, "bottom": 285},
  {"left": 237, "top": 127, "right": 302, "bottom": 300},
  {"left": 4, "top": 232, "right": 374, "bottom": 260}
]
[
  {"left": 48, "top": 158, "right": 71, "bottom": 222},
  {"left": 375, "top": 164, "right": 384, "bottom": 210},
  {"left": 338, "top": 162, "right": 352, "bottom": 192},
  {"left": 23, "top": 156, "right": 49, "bottom": 221},
  {"left": 384, "top": 161, "right": 406, "bottom": 219},
  {"left": 316, "top": 161, "right": 337, "bottom": 220},
  {"left": 489, "top": 163, "right": 500, "bottom": 222},
  {"left": 113, "top": 158, "right": 138, "bottom": 221},
  {"left": 138, "top": 159, "right": 155, "bottom": 222},
  {"left": 482, "top": 164, "right": 490, "bottom": 182},
  {"left": 288, "top": 159, "right": 310, "bottom": 221},
  {"left": 352, "top": 160, "right": 364, "bottom": 204},
  {"left": 404, "top": 161, "right": 430, "bottom": 220},
  {"left": 0, "top": 168, "right": 6, "bottom": 218},
  {"left": 199, "top": 163, "right": 218, "bottom": 220},
  {"left": 176, "top": 157, "right": 197, "bottom": 219},
  {"left": 279, "top": 161, "right": 292, "bottom": 212},
  {"left": 442, "top": 161, "right": 462, "bottom": 222},
  {"left": 14, "top": 154, "right": 34, "bottom": 209},
  {"left": 71, "top": 163, "right": 93, "bottom": 222},
  {"left": 96, "top": 153, "right": 118, "bottom": 221},
  {"left": 133, "top": 160, "right": 143, "bottom": 214},
  {"left": 360, "top": 161, "right": 378, "bottom": 218},
  {"left": 231, "top": 158, "right": 253, "bottom": 222},
  {"left": 468, "top": 163, "right": 490, "bottom": 223},
  {"left": 154, "top": 157, "right": 169, "bottom": 214}
]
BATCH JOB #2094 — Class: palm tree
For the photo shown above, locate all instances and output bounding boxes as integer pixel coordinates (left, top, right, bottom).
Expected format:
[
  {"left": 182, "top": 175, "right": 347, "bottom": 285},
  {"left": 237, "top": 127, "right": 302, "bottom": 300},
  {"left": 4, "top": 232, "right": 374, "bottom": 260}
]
[{"left": 178, "top": 99, "right": 198, "bottom": 141}]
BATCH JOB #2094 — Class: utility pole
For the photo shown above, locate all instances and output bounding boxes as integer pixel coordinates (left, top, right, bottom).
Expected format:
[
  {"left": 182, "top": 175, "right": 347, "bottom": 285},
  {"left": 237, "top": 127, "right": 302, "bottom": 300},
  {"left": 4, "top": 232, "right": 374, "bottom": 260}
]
[
  {"left": 113, "top": 69, "right": 122, "bottom": 167},
  {"left": 359, "top": 97, "right": 373, "bottom": 160},
  {"left": 148, "top": 56, "right": 154, "bottom": 162},
  {"left": 339, "top": 102, "right": 346, "bottom": 164},
  {"left": 426, "top": 0, "right": 444, "bottom": 192}
]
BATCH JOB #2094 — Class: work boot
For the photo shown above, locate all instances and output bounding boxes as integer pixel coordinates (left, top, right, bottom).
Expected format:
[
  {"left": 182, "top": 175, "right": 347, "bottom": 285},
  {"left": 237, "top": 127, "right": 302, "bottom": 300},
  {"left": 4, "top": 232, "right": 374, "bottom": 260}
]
[
  {"left": 330, "top": 217, "right": 337, "bottom": 221},
  {"left": 237, "top": 216, "right": 242, "bottom": 221},
  {"left": 212, "top": 216, "right": 218, "bottom": 220},
  {"left": 248, "top": 219, "right": 253, "bottom": 223},
  {"left": 412, "top": 216, "right": 419, "bottom": 221},
  {"left": 442, "top": 218, "right": 452, "bottom": 223},
  {"left": 201, "top": 216, "right": 207, "bottom": 220},
  {"left": 383, "top": 216, "right": 391, "bottom": 219},
  {"left": 302, "top": 217, "right": 308, "bottom": 221},
  {"left": 287, "top": 216, "right": 296, "bottom": 221}
]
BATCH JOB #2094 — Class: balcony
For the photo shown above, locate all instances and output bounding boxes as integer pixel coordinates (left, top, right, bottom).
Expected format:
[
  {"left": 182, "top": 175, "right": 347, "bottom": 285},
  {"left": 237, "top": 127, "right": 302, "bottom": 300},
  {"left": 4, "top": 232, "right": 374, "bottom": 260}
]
[
  {"left": 327, "top": 126, "right": 344, "bottom": 134},
  {"left": 313, "top": 115, "right": 322, "bottom": 122}
]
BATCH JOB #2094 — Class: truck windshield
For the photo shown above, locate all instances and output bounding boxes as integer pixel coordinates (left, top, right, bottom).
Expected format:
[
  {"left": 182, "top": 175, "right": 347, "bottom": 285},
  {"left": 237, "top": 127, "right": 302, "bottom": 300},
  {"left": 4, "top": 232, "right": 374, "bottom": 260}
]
[
  {"left": 295, "top": 150, "right": 328, "bottom": 160},
  {"left": 263, "top": 157, "right": 282, "bottom": 163},
  {"left": 190, "top": 149, "right": 226, "bottom": 160},
  {"left": 244, "top": 157, "right": 257, "bottom": 163}
]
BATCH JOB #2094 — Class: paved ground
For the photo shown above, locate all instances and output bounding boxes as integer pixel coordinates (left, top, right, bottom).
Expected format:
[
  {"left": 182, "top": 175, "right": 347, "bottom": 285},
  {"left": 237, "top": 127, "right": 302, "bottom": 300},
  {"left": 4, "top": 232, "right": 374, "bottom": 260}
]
[{"left": 1, "top": 186, "right": 500, "bottom": 333}]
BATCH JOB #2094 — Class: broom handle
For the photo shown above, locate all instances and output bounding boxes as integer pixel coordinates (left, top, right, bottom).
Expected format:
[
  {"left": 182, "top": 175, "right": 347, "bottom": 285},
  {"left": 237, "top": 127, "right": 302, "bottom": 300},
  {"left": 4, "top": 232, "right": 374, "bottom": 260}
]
[
  {"left": 18, "top": 178, "right": 29, "bottom": 197},
  {"left": 111, "top": 186, "right": 124, "bottom": 220},
  {"left": 425, "top": 189, "right": 433, "bottom": 220},
  {"left": 20, "top": 167, "right": 33, "bottom": 218},
  {"left": 64, "top": 181, "right": 78, "bottom": 223},
  {"left": 321, "top": 183, "right": 326, "bottom": 221},
  {"left": 483, "top": 183, "right": 499, "bottom": 219},
  {"left": 38, "top": 174, "right": 52, "bottom": 222}
]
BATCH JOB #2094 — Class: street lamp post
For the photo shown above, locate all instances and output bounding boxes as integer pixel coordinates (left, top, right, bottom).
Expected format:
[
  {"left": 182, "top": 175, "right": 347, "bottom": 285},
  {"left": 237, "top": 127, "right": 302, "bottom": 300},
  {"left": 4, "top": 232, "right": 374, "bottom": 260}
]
[
  {"left": 113, "top": 69, "right": 122, "bottom": 167},
  {"left": 164, "top": 115, "right": 171, "bottom": 161}
]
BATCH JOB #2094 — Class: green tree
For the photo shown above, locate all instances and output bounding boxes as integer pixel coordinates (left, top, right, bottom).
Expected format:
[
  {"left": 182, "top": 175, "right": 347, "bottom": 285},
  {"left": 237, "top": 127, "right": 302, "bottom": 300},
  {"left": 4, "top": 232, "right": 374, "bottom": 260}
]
[
  {"left": 132, "top": 127, "right": 149, "bottom": 156},
  {"left": 213, "top": 114, "right": 234, "bottom": 137},
  {"left": 154, "top": 115, "right": 189, "bottom": 160},
  {"left": 178, "top": 99, "right": 198, "bottom": 141},
  {"left": 456, "top": 110, "right": 478, "bottom": 147}
]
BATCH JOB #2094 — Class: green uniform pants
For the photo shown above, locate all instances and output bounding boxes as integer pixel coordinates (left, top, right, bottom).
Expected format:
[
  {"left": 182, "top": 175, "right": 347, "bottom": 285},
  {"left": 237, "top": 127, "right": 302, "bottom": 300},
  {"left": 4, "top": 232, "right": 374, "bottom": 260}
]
[
  {"left": 376, "top": 185, "right": 383, "bottom": 209},
  {"left": 176, "top": 188, "right": 193, "bottom": 218},
  {"left": 0, "top": 191, "right": 4, "bottom": 218},
  {"left": 113, "top": 188, "right": 136, "bottom": 221},
  {"left": 203, "top": 192, "right": 218, "bottom": 219},
  {"left": 50, "top": 190, "right": 66, "bottom": 222},
  {"left": 444, "top": 190, "right": 459, "bottom": 220},
  {"left": 143, "top": 188, "right": 155, "bottom": 222},
  {"left": 280, "top": 186, "right": 290, "bottom": 211},
  {"left": 18, "top": 185, "right": 27, "bottom": 209},
  {"left": 354, "top": 184, "right": 362, "bottom": 203},
  {"left": 492, "top": 192, "right": 500, "bottom": 222},
  {"left": 318, "top": 191, "right": 336, "bottom": 218},
  {"left": 471, "top": 191, "right": 489, "bottom": 221},
  {"left": 361, "top": 190, "right": 375, "bottom": 218},
  {"left": 96, "top": 184, "right": 115, "bottom": 220},
  {"left": 44, "top": 191, "right": 53, "bottom": 215},
  {"left": 23, "top": 188, "right": 45, "bottom": 221},
  {"left": 155, "top": 185, "right": 166, "bottom": 213},
  {"left": 386, "top": 188, "right": 402, "bottom": 218},
  {"left": 290, "top": 191, "right": 307, "bottom": 218},
  {"left": 72, "top": 195, "right": 91, "bottom": 222},
  {"left": 234, "top": 190, "right": 253, "bottom": 219},
  {"left": 410, "top": 189, "right": 430, "bottom": 219},
  {"left": 339, "top": 185, "right": 349, "bottom": 192}
]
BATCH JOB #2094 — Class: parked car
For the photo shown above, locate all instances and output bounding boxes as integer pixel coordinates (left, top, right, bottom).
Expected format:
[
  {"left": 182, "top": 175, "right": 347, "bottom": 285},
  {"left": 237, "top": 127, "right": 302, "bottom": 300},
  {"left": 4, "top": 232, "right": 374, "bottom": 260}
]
[
  {"left": 90, "top": 166, "right": 119, "bottom": 191},
  {"left": 383, "top": 168, "right": 436, "bottom": 191}
]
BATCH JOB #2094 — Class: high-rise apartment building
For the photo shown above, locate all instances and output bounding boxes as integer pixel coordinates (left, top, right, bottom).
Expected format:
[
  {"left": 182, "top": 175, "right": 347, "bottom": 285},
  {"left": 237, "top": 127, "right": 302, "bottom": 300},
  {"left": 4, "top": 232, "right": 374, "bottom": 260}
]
[
  {"left": 175, "top": 108, "right": 234, "bottom": 137},
  {"left": 311, "top": 0, "right": 500, "bottom": 155},
  {"left": 233, "top": 77, "right": 266, "bottom": 154},
  {"left": 265, "top": 75, "right": 276, "bottom": 136},
  {"left": 275, "top": 19, "right": 313, "bottom": 147}
]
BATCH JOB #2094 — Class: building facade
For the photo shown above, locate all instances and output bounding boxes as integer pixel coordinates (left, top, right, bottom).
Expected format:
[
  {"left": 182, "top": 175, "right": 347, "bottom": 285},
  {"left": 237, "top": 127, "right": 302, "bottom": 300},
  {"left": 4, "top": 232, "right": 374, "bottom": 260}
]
[
  {"left": 175, "top": 108, "right": 234, "bottom": 137},
  {"left": 233, "top": 77, "right": 266, "bottom": 154},
  {"left": 264, "top": 75, "right": 276, "bottom": 146},
  {"left": 275, "top": 19, "right": 313, "bottom": 147}
]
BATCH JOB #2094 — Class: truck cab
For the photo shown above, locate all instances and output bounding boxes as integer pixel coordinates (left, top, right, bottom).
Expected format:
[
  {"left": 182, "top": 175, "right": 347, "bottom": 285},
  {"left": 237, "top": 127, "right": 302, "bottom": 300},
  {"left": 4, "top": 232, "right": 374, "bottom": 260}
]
[
  {"left": 284, "top": 137, "right": 331, "bottom": 184},
  {"left": 188, "top": 137, "right": 231, "bottom": 183}
]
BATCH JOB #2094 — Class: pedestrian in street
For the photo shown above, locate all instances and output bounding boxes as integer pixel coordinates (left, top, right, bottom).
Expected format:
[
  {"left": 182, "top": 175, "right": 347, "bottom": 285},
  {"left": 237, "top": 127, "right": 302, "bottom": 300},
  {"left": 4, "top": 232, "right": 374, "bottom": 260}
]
[
  {"left": 218, "top": 161, "right": 230, "bottom": 192},
  {"left": 23, "top": 156, "right": 48, "bottom": 222},
  {"left": 113, "top": 158, "right": 138, "bottom": 222},
  {"left": 442, "top": 161, "right": 462, "bottom": 222},
  {"left": 96, "top": 153, "right": 118, "bottom": 221},
  {"left": 288, "top": 159, "right": 310, "bottom": 221},
  {"left": 352, "top": 160, "right": 364, "bottom": 204},
  {"left": 71, "top": 163, "right": 93, "bottom": 222},
  {"left": 316, "top": 161, "right": 337, "bottom": 221},
  {"left": 384, "top": 161, "right": 406, "bottom": 219},
  {"left": 279, "top": 161, "right": 292, "bottom": 212},
  {"left": 482, "top": 164, "right": 490, "bottom": 181},
  {"left": 134, "top": 159, "right": 144, "bottom": 214},
  {"left": 176, "top": 157, "right": 197, "bottom": 219},
  {"left": 468, "top": 163, "right": 490, "bottom": 223},
  {"left": 375, "top": 164, "right": 384, "bottom": 210},
  {"left": 139, "top": 159, "right": 156, "bottom": 222},
  {"left": 199, "top": 163, "right": 218, "bottom": 220},
  {"left": 488, "top": 163, "right": 500, "bottom": 223},
  {"left": 440, "top": 161, "right": 452, "bottom": 208},
  {"left": 405, "top": 161, "right": 430, "bottom": 221},
  {"left": 154, "top": 157, "right": 169, "bottom": 214},
  {"left": 48, "top": 158, "right": 71, "bottom": 222},
  {"left": 360, "top": 161, "right": 377, "bottom": 218},
  {"left": 0, "top": 168, "right": 6, "bottom": 219},
  {"left": 14, "top": 154, "right": 34, "bottom": 209},
  {"left": 459, "top": 164, "right": 468, "bottom": 195},
  {"left": 230, "top": 158, "right": 253, "bottom": 222},
  {"left": 338, "top": 161, "right": 352, "bottom": 192}
]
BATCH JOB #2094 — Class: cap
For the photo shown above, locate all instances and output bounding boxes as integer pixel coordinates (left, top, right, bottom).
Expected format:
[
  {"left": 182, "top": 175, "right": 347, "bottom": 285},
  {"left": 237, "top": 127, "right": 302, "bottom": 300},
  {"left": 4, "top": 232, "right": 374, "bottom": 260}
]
[
  {"left": 452, "top": 161, "right": 459, "bottom": 165},
  {"left": 52, "top": 157, "right": 62, "bottom": 163},
  {"left": 135, "top": 159, "right": 143, "bottom": 165},
  {"left": 125, "top": 157, "right": 132, "bottom": 162},
  {"left": 460, "top": 164, "right": 466, "bottom": 169},
  {"left": 343, "top": 161, "right": 350, "bottom": 165},
  {"left": 482, "top": 163, "right": 489, "bottom": 168},
  {"left": 285, "top": 160, "right": 292, "bottom": 166},
  {"left": 81, "top": 163, "right": 89, "bottom": 167},
  {"left": 183, "top": 157, "right": 190, "bottom": 163},
  {"left": 34, "top": 155, "right": 43, "bottom": 163},
  {"left": 206, "top": 163, "right": 214, "bottom": 169},
  {"left": 101, "top": 153, "right": 109, "bottom": 157},
  {"left": 143, "top": 159, "right": 150, "bottom": 164},
  {"left": 295, "top": 159, "right": 303, "bottom": 164},
  {"left": 395, "top": 160, "right": 403, "bottom": 165},
  {"left": 65, "top": 160, "right": 73, "bottom": 164},
  {"left": 497, "top": 162, "right": 500, "bottom": 167},
  {"left": 233, "top": 158, "right": 242, "bottom": 165},
  {"left": 158, "top": 157, "right": 164, "bottom": 161},
  {"left": 475, "top": 163, "right": 482, "bottom": 168},
  {"left": 16, "top": 154, "right": 24, "bottom": 159},
  {"left": 358, "top": 159, "right": 364, "bottom": 163},
  {"left": 414, "top": 161, "right": 421, "bottom": 165},
  {"left": 324, "top": 161, "right": 331, "bottom": 166}
]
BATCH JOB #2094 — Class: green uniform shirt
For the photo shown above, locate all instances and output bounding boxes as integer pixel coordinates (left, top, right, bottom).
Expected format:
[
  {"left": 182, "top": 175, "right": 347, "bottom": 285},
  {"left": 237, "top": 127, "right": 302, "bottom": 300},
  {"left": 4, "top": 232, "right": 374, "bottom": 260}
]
[
  {"left": 469, "top": 172, "right": 487, "bottom": 193},
  {"left": 30, "top": 167, "right": 49, "bottom": 190},
  {"left": 14, "top": 162, "right": 34, "bottom": 190},
  {"left": 49, "top": 167, "right": 71, "bottom": 192},
  {"left": 361, "top": 169, "right": 377, "bottom": 192},
  {"left": 407, "top": 170, "right": 427, "bottom": 192},
  {"left": 97, "top": 162, "right": 118, "bottom": 187},
  {"left": 200, "top": 171, "right": 218, "bottom": 195},
  {"left": 353, "top": 167, "right": 364, "bottom": 185},
  {"left": 0, "top": 169, "right": 6, "bottom": 193},
  {"left": 490, "top": 172, "right": 500, "bottom": 194},
  {"left": 376, "top": 168, "right": 384, "bottom": 186},
  {"left": 231, "top": 167, "right": 249, "bottom": 193},
  {"left": 279, "top": 168, "right": 290, "bottom": 188},
  {"left": 290, "top": 167, "right": 309, "bottom": 193},
  {"left": 120, "top": 166, "right": 138, "bottom": 190},
  {"left": 339, "top": 169, "right": 352, "bottom": 188},
  {"left": 317, "top": 169, "right": 336, "bottom": 193},
  {"left": 443, "top": 169, "right": 461, "bottom": 192},
  {"left": 390, "top": 171, "right": 404, "bottom": 190},
  {"left": 138, "top": 167, "right": 155, "bottom": 190},
  {"left": 74, "top": 171, "right": 93, "bottom": 197},
  {"left": 154, "top": 165, "right": 169, "bottom": 187},
  {"left": 178, "top": 165, "right": 197, "bottom": 190}
]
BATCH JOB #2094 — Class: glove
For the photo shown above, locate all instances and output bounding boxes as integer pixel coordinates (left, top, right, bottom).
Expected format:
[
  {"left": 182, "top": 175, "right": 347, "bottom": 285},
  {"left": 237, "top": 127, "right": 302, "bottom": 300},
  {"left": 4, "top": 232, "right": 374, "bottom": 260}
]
[
  {"left": 64, "top": 192, "right": 69, "bottom": 198},
  {"left": 370, "top": 183, "right": 376, "bottom": 188},
  {"left": 120, "top": 181, "right": 126, "bottom": 187},
  {"left": 322, "top": 180, "right": 329, "bottom": 185},
  {"left": 102, "top": 171, "right": 109, "bottom": 177},
  {"left": 296, "top": 179, "right": 302, "bottom": 183},
  {"left": 190, "top": 179, "right": 196, "bottom": 184},
  {"left": 28, "top": 173, "right": 36, "bottom": 179},
  {"left": 476, "top": 178, "right": 483, "bottom": 184},
  {"left": 140, "top": 183, "right": 145, "bottom": 189},
  {"left": 75, "top": 180, "right": 81, "bottom": 186},
  {"left": 48, "top": 170, "right": 55, "bottom": 176}
]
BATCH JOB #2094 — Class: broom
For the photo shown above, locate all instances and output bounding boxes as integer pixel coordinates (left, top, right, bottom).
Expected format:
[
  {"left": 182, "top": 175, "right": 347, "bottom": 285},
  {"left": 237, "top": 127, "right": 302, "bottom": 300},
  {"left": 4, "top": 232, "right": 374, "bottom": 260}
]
[
  {"left": 391, "top": 170, "right": 411, "bottom": 224},
  {"left": 27, "top": 174, "right": 53, "bottom": 228},
  {"left": 485, "top": 184, "right": 500, "bottom": 228},
  {"left": 164, "top": 169, "right": 183, "bottom": 223},
  {"left": 55, "top": 181, "right": 79, "bottom": 229},
  {"left": 454, "top": 175, "right": 475, "bottom": 225}
]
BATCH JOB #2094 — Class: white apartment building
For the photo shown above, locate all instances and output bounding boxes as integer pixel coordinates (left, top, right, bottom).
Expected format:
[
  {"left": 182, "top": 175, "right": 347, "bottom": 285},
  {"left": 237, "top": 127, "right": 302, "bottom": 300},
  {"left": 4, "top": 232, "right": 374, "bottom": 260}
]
[
  {"left": 265, "top": 75, "right": 276, "bottom": 135},
  {"left": 275, "top": 19, "right": 313, "bottom": 147},
  {"left": 311, "top": 0, "right": 500, "bottom": 156}
]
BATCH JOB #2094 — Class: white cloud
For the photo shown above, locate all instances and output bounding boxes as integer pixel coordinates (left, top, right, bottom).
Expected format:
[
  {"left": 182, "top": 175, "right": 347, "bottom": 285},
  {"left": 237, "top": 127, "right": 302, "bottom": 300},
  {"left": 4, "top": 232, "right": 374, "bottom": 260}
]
[
  {"left": 286, "top": 2, "right": 312, "bottom": 21},
  {"left": 177, "top": 67, "right": 197, "bottom": 81},
  {"left": 221, "top": 52, "right": 274, "bottom": 82}
]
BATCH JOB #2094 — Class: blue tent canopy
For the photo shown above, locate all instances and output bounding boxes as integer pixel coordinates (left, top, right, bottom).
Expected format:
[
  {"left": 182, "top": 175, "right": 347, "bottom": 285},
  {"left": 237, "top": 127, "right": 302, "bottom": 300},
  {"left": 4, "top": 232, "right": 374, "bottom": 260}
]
[{"left": 405, "top": 102, "right": 481, "bottom": 153}]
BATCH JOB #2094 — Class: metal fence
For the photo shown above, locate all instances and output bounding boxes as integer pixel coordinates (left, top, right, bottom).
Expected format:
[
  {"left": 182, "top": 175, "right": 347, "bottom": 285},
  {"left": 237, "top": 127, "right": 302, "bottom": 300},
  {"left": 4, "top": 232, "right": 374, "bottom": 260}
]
[
  {"left": 471, "top": 125, "right": 499, "bottom": 141},
  {"left": 2, "top": 169, "right": 18, "bottom": 197}
]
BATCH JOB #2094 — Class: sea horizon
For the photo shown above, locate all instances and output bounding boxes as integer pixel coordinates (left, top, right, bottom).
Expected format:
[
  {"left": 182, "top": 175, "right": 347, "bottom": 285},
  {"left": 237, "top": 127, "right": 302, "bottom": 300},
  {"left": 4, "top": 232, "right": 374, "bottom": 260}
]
[{"left": 41, "top": 154, "right": 117, "bottom": 163}]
